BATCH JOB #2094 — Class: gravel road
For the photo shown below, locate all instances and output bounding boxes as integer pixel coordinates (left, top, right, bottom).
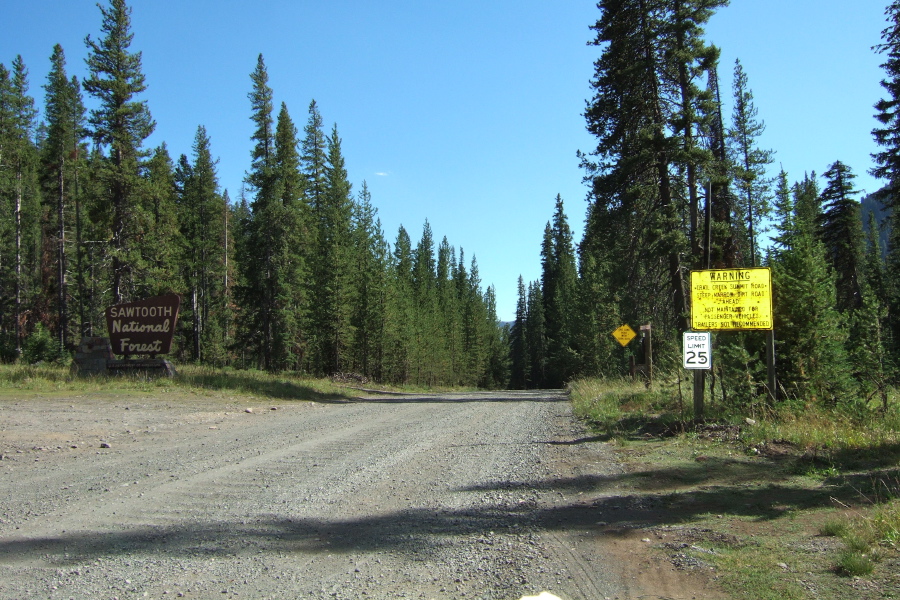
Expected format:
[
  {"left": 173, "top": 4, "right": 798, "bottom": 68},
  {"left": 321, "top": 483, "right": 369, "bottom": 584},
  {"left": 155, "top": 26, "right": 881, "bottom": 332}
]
[{"left": 0, "top": 389, "right": 681, "bottom": 600}]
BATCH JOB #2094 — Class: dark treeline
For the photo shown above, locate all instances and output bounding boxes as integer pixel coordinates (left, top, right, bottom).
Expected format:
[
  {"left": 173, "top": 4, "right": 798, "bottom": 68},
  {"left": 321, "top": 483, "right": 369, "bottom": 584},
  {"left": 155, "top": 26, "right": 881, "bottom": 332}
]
[
  {"left": 509, "top": 0, "right": 900, "bottom": 409},
  {"left": 0, "top": 0, "right": 508, "bottom": 387},
  {"left": 7, "top": 0, "right": 900, "bottom": 401}
]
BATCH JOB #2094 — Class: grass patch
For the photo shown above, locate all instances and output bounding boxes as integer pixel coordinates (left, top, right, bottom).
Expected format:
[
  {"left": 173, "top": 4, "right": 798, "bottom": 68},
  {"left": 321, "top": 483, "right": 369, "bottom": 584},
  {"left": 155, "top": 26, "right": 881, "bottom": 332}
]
[
  {"left": 713, "top": 544, "right": 810, "bottom": 600},
  {"left": 837, "top": 549, "right": 875, "bottom": 577},
  {"left": 820, "top": 517, "right": 849, "bottom": 538},
  {"left": 0, "top": 363, "right": 365, "bottom": 402},
  {"left": 569, "top": 375, "right": 900, "bottom": 599},
  {"left": 570, "top": 377, "right": 687, "bottom": 437},
  {"left": 0, "top": 363, "right": 477, "bottom": 402}
]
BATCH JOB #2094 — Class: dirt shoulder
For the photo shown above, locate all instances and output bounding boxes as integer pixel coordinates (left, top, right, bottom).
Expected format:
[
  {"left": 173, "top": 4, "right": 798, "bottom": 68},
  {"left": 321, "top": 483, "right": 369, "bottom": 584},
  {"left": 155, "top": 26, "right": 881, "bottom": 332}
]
[{"left": 591, "top": 426, "right": 900, "bottom": 600}]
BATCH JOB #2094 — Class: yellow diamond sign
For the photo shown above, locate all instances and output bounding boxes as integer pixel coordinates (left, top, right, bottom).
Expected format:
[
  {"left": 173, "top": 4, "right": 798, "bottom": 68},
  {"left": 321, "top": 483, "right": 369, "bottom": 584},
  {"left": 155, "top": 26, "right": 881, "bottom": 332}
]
[{"left": 612, "top": 324, "right": 637, "bottom": 347}]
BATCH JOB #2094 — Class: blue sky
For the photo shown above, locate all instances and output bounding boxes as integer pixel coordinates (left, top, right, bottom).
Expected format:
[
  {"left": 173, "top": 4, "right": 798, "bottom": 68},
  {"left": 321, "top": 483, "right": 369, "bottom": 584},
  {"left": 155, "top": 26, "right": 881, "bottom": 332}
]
[{"left": 1, "top": 1, "right": 891, "bottom": 321}]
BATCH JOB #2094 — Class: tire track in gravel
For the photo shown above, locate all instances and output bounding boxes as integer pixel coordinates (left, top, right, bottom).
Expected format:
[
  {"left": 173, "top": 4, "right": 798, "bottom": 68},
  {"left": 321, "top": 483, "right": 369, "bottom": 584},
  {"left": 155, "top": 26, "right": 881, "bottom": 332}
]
[{"left": 0, "top": 390, "right": 647, "bottom": 599}]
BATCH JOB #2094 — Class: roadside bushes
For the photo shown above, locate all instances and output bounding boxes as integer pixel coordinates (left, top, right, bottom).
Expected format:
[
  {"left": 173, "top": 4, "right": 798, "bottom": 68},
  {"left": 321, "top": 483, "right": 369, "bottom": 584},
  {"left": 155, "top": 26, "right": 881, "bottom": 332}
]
[{"left": 21, "top": 323, "right": 67, "bottom": 365}]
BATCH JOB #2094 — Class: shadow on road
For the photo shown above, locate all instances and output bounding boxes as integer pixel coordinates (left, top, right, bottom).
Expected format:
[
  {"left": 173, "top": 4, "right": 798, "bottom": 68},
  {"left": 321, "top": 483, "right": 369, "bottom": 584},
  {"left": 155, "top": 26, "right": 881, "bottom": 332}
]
[{"left": 0, "top": 455, "right": 877, "bottom": 565}]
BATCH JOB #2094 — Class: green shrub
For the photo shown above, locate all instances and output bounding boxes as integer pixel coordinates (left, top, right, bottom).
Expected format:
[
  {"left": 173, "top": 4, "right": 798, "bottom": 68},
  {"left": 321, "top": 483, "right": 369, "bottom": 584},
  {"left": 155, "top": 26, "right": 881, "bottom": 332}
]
[
  {"left": 820, "top": 518, "right": 849, "bottom": 538},
  {"left": 837, "top": 549, "right": 875, "bottom": 577},
  {"left": 21, "top": 324, "right": 66, "bottom": 365}
]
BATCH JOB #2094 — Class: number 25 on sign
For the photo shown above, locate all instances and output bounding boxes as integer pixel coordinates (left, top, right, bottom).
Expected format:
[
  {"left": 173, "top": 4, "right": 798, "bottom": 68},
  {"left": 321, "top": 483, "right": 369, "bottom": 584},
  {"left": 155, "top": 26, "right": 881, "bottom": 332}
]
[{"left": 683, "top": 332, "right": 711, "bottom": 369}]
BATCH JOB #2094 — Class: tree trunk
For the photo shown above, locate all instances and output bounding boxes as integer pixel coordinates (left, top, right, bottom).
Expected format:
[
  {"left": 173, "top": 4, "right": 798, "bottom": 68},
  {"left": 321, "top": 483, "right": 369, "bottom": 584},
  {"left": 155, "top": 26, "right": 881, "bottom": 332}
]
[
  {"left": 15, "top": 167, "right": 23, "bottom": 356},
  {"left": 57, "top": 155, "right": 68, "bottom": 350}
]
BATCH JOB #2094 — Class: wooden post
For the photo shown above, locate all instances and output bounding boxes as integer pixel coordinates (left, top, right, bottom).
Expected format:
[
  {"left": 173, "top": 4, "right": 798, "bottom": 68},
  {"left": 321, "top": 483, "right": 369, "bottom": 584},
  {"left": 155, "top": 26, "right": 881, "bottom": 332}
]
[
  {"left": 693, "top": 370, "right": 704, "bottom": 421},
  {"left": 640, "top": 323, "right": 652, "bottom": 388},
  {"left": 766, "top": 329, "right": 777, "bottom": 403}
]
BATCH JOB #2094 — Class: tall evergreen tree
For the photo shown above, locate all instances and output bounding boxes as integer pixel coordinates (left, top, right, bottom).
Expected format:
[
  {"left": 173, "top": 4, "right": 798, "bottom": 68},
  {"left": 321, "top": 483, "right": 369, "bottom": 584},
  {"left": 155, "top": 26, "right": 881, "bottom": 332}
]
[
  {"left": 83, "top": 0, "right": 155, "bottom": 304},
  {"left": 541, "top": 195, "right": 579, "bottom": 387},
  {"left": 525, "top": 280, "right": 546, "bottom": 388},
  {"left": 314, "top": 122, "right": 355, "bottom": 374},
  {"left": 176, "top": 126, "right": 228, "bottom": 363},
  {"left": 0, "top": 56, "right": 39, "bottom": 357},
  {"left": 350, "top": 181, "right": 387, "bottom": 379},
  {"left": 142, "top": 144, "right": 180, "bottom": 298},
  {"left": 580, "top": 0, "right": 727, "bottom": 370},
  {"left": 818, "top": 161, "right": 865, "bottom": 311},
  {"left": 772, "top": 174, "right": 854, "bottom": 404},
  {"left": 412, "top": 221, "right": 441, "bottom": 384},
  {"left": 236, "top": 55, "right": 273, "bottom": 368},
  {"left": 41, "top": 44, "right": 87, "bottom": 350},
  {"left": 268, "top": 103, "right": 309, "bottom": 371},
  {"left": 481, "top": 284, "right": 509, "bottom": 389},
  {"left": 383, "top": 225, "right": 415, "bottom": 383},
  {"left": 509, "top": 275, "right": 528, "bottom": 389},
  {"left": 872, "top": 0, "right": 900, "bottom": 352},
  {"left": 728, "top": 58, "right": 773, "bottom": 266}
]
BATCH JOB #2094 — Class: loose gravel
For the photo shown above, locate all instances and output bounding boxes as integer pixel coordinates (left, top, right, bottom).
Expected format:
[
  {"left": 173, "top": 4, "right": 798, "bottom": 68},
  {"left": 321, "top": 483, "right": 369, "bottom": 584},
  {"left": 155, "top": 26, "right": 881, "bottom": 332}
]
[{"left": 0, "top": 389, "right": 641, "bottom": 600}]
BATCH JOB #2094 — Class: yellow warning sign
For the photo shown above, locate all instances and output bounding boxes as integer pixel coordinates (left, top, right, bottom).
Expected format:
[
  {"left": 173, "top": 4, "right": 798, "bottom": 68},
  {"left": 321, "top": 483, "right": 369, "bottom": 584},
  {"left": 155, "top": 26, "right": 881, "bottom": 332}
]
[
  {"left": 611, "top": 324, "right": 637, "bottom": 347},
  {"left": 690, "top": 268, "right": 773, "bottom": 331}
]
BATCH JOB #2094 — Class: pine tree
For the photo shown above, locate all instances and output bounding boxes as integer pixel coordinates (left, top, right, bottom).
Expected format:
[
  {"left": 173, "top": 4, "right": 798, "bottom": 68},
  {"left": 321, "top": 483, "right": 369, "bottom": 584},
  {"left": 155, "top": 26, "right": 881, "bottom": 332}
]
[
  {"left": 509, "top": 275, "right": 528, "bottom": 388},
  {"left": 461, "top": 255, "right": 489, "bottom": 385},
  {"left": 176, "top": 126, "right": 228, "bottom": 363},
  {"left": 541, "top": 195, "right": 579, "bottom": 387},
  {"left": 0, "top": 56, "right": 39, "bottom": 357},
  {"left": 0, "top": 64, "right": 16, "bottom": 357},
  {"left": 580, "top": 0, "right": 727, "bottom": 368},
  {"left": 872, "top": 1, "right": 900, "bottom": 353},
  {"left": 481, "top": 285, "right": 509, "bottom": 389},
  {"left": 235, "top": 55, "right": 274, "bottom": 368},
  {"left": 383, "top": 225, "right": 415, "bottom": 383},
  {"left": 771, "top": 174, "right": 855, "bottom": 404},
  {"left": 350, "top": 181, "right": 387, "bottom": 379},
  {"left": 525, "top": 281, "right": 546, "bottom": 388},
  {"left": 314, "top": 122, "right": 355, "bottom": 374},
  {"left": 437, "top": 237, "right": 463, "bottom": 383},
  {"left": 268, "top": 103, "right": 309, "bottom": 371},
  {"left": 40, "top": 44, "right": 87, "bottom": 350},
  {"left": 142, "top": 144, "right": 180, "bottom": 298},
  {"left": 818, "top": 161, "right": 865, "bottom": 311},
  {"left": 412, "top": 221, "right": 441, "bottom": 384},
  {"left": 728, "top": 58, "right": 773, "bottom": 266},
  {"left": 83, "top": 0, "right": 155, "bottom": 304},
  {"left": 852, "top": 213, "right": 892, "bottom": 409}
]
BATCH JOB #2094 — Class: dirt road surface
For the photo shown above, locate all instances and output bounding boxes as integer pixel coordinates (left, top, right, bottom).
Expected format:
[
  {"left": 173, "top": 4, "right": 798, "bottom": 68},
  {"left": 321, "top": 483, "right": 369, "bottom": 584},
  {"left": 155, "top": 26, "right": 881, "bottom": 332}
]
[{"left": 0, "top": 389, "right": 718, "bottom": 599}]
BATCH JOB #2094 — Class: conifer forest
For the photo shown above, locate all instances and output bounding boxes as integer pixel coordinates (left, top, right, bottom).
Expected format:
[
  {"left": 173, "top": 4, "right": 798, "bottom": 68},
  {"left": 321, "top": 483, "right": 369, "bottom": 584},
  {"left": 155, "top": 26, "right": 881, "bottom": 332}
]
[{"left": 4, "top": 0, "right": 900, "bottom": 409}]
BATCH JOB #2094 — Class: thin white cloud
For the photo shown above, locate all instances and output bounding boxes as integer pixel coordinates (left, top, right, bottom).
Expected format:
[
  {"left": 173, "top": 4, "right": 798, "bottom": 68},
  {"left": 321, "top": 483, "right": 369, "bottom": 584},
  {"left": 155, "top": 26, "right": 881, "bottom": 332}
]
[{"left": 375, "top": 172, "right": 389, "bottom": 177}]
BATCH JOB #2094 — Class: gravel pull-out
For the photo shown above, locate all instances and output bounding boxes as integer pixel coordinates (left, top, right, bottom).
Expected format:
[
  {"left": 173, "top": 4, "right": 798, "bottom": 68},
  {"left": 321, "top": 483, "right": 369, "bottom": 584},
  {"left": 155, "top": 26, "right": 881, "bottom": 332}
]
[{"left": 0, "top": 389, "right": 681, "bottom": 600}]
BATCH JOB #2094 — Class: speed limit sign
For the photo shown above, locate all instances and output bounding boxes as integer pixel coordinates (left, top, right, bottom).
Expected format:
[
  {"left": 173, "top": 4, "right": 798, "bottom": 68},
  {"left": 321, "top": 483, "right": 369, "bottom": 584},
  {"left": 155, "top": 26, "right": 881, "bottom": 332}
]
[{"left": 683, "top": 332, "right": 711, "bottom": 369}]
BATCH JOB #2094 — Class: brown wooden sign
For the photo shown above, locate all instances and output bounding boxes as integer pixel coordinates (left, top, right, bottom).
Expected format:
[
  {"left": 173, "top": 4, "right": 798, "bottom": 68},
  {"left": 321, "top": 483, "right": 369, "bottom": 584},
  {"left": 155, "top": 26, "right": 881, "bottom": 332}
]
[{"left": 105, "top": 293, "right": 181, "bottom": 357}]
